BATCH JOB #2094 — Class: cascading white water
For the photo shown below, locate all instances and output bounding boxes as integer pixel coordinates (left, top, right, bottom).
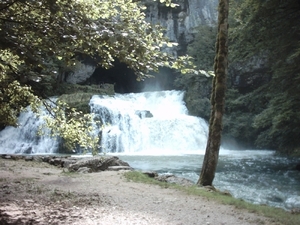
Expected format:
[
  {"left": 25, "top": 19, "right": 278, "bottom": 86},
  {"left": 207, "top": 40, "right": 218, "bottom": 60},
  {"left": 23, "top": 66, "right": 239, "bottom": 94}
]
[
  {"left": 0, "top": 108, "right": 59, "bottom": 154},
  {"left": 89, "top": 90, "right": 208, "bottom": 155}
]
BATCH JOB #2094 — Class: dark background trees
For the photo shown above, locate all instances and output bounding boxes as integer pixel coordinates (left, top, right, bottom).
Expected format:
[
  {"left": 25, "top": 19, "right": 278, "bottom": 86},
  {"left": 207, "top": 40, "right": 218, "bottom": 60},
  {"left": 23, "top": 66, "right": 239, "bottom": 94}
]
[
  {"left": 228, "top": 0, "right": 300, "bottom": 155},
  {"left": 184, "top": 0, "right": 300, "bottom": 156}
]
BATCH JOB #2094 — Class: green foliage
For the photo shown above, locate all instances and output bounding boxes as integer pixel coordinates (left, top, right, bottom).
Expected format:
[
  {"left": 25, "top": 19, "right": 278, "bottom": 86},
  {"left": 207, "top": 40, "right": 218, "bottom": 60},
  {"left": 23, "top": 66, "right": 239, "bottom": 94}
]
[
  {"left": 175, "top": 73, "right": 212, "bottom": 120},
  {"left": 0, "top": 49, "right": 40, "bottom": 126},
  {"left": 185, "top": 0, "right": 300, "bottom": 154},
  {"left": 187, "top": 25, "right": 217, "bottom": 71},
  {"left": 253, "top": 91, "right": 300, "bottom": 152},
  {"left": 222, "top": 0, "right": 300, "bottom": 153},
  {"left": 0, "top": 0, "right": 203, "bottom": 152},
  {"left": 176, "top": 24, "right": 216, "bottom": 120},
  {"left": 0, "top": 0, "right": 186, "bottom": 82},
  {"left": 58, "top": 92, "right": 100, "bottom": 114},
  {"left": 39, "top": 100, "right": 100, "bottom": 156}
]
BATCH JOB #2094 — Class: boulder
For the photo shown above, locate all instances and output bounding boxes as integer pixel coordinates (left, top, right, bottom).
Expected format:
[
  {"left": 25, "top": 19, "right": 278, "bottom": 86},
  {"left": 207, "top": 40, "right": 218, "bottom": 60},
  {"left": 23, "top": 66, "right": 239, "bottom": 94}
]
[
  {"left": 135, "top": 110, "right": 153, "bottom": 118},
  {"left": 142, "top": 171, "right": 158, "bottom": 178},
  {"left": 68, "top": 156, "right": 131, "bottom": 172},
  {"left": 49, "top": 158, "right": 64, "bottom": 167}
]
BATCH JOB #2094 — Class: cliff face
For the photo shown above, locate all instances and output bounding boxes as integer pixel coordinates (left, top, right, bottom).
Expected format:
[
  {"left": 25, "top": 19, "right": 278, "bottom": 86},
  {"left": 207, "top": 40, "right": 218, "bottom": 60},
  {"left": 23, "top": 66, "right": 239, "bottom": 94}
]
[{"left": 144, "top": 0, "right": 218, "bottom": 55}]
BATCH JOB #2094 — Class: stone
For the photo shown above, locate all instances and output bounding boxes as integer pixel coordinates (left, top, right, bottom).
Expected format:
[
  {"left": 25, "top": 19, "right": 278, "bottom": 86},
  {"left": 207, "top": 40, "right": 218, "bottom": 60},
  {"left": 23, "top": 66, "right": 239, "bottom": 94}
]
[
  {"left": 24, "top": 156, "right": 33, "bottom": 161},
  {"left": 142, "top": 171, "right": 158, "bottom": 178},
  {"left": 77, "top": 167, "right": 92, "bottom": 174},
  {"left": 33, "top": 156, "right": 44, "bottom": 162},
  {"left": 68, "top": 156, "right": 130, "bottom": 172},
  {"left": 62, "top": 159, "right": 78, "bottom": 168},
  {"left": 107, "top": 166, "right": 133, "bottom": 171},
  {"left": 49, "top": 158, "right": 64, "bottom": 167},
  {"left": 135, "top": 110, "right": 153, "bottom": 118}
]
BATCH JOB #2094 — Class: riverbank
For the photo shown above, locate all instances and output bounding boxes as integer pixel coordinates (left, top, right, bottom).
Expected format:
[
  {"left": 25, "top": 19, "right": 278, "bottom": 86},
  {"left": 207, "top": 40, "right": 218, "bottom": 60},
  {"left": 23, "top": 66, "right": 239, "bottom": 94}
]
[{"left": 0, "top": 157, "right": 284, "bottom": 225}]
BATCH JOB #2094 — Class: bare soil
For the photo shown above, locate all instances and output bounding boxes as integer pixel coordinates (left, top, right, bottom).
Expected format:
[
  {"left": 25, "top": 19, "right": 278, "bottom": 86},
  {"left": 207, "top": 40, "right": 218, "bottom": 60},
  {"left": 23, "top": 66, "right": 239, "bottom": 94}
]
[{"left": 0, "top": 158, "right": 276, "bottom": 225}]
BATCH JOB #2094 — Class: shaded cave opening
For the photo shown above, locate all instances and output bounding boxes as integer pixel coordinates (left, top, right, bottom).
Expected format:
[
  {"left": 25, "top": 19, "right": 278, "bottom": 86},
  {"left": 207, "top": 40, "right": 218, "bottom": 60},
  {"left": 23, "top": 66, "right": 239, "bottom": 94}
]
[{"left": 84, "top": 61, "right": 178, "bottom": 93}]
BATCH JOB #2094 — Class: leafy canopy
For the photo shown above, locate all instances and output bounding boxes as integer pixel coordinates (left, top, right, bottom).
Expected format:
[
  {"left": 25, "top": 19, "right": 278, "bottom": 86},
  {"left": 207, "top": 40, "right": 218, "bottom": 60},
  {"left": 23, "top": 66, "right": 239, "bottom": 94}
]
[{"left": 0, "top": 0, "right": 200, "bottom": 154}]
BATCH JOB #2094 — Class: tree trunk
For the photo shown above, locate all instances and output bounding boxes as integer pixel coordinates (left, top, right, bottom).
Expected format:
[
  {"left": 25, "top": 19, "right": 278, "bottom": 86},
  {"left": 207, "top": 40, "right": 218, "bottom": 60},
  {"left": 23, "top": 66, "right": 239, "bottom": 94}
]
[{"left": 197, "top": 0, "right": 229, "bottom": 186}]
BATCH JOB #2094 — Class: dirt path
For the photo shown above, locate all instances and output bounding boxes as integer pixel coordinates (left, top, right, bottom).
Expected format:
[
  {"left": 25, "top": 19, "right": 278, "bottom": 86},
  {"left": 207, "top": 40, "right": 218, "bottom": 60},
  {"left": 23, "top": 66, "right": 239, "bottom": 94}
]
[{"left": 0, "top": 158, "right": 275, "bottom": 225}]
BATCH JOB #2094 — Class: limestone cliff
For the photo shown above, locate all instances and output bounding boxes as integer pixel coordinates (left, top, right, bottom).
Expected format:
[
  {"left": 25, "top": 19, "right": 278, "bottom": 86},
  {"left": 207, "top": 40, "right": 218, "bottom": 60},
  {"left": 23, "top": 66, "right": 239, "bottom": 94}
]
[{"left": 144, "top": 0, "right": 218, "bottom": 55}]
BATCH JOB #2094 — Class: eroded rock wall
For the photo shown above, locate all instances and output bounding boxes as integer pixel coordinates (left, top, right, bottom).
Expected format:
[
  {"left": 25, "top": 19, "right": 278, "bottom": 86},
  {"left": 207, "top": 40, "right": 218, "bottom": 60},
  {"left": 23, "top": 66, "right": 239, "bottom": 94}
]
[{"left": 144, "top": 0, "right": 218, "bottom": 55}]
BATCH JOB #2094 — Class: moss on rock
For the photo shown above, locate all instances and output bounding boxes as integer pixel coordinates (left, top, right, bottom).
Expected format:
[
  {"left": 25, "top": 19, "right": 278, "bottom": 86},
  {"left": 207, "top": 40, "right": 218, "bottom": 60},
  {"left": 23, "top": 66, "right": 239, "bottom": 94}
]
[{"left": 57, "top": 84, "right": 114, "bottom": 113}]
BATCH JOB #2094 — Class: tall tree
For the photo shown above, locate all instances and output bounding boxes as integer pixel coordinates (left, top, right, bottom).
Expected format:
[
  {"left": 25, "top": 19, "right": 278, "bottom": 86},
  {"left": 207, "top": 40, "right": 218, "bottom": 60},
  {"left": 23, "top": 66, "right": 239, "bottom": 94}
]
[{"left": 197, "top": 0, "right": 229, "bottom": 186}]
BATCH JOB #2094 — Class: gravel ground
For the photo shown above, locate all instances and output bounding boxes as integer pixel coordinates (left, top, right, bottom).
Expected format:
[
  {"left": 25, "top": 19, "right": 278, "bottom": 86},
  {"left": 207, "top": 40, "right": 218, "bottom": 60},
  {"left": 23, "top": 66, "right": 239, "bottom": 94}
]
[{"left": 0, "top": 158, "right": 276, "bottom": 225}]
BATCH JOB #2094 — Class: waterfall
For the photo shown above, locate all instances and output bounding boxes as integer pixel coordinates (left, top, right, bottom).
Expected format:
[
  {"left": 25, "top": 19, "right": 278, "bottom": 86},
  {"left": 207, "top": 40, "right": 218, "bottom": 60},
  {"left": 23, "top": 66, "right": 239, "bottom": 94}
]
[
  {"left": 0, "top": 90, "right": 208, "bottom": 155},
  {"left": 90, "top": 90, "right": 208, "bottom": 155},
  {"left": 0, "top": 109, "right": 59, "bottom": 154}
]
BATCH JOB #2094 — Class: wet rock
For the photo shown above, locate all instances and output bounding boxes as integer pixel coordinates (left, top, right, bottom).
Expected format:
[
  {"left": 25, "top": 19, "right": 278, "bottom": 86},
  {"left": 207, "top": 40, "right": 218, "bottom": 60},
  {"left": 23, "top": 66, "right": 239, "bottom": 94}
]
[
  {"left": 142, "top": 171, "right": 158, "bottom": 178},
  {"left": 267, "top": 195, "right": 284, "bottom": 203},
  {"left": 135, "top": 110, "right": 153, "bottom": 118},
  {"left": 23, "top": 147, "right": 33, "bottom": 154}
]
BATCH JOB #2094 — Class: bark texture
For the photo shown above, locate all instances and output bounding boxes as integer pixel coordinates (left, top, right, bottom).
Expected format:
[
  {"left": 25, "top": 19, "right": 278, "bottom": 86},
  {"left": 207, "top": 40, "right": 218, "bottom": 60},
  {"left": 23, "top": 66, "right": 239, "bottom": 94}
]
[{"left": 197, "top": 0, "right": 229, "bottom": 186}]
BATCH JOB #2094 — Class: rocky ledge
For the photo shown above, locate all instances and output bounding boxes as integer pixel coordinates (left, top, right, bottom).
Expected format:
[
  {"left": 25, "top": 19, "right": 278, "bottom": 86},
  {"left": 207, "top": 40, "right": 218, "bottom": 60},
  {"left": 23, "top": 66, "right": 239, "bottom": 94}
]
[
  {"left": 0, "top": 154, "right": 195, "bottom": 186},
  {"left": 0, "top": 154, "right": 133, "bottom": 173}
]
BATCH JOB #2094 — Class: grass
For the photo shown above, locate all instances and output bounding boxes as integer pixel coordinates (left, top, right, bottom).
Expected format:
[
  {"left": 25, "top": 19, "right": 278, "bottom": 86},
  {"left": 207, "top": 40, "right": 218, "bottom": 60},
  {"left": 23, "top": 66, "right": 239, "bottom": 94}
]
[{"left": 124, "top": 171, "right": 300, "bottom": 225}]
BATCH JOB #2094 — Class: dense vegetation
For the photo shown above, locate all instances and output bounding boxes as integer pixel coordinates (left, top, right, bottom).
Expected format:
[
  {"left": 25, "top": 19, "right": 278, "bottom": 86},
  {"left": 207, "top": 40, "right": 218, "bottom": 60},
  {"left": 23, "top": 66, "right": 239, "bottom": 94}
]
[
  {"left": 184, "top": 0, "right": 300, "bottom": 155},
  {"left": 174, "top": 25, "right": 216, "bottom": 121},
  {"left": 0, "top": 0, "right": 198, "bottom": 153}
]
